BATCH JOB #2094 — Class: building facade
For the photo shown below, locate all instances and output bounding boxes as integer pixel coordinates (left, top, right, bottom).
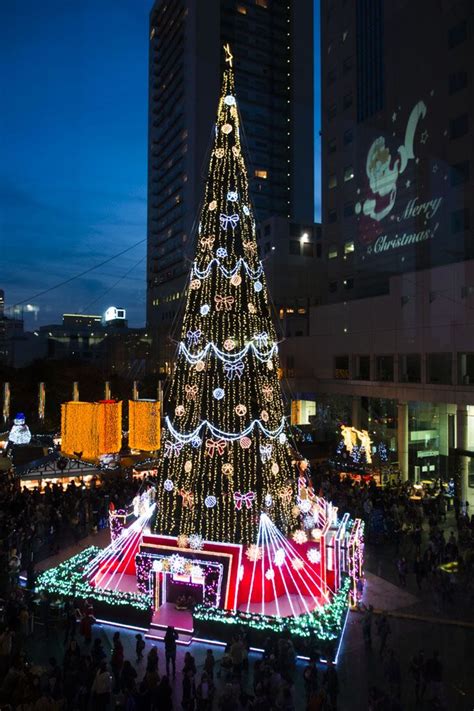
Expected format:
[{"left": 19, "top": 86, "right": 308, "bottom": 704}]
[
  {"left": 256, "top": 216, "right": 323, "bottom": 338},
  {"left": 146, "top": 0, "right": 314, "bottom": 372},
  {"left": 36, "top": 317, "right": 151, "bottom": 378},
  {"left": 320, "top": 0, "right": 472, "bottom": 302},
  {"left": 283, "top": 0, "right": 474, "bottom": 503}
]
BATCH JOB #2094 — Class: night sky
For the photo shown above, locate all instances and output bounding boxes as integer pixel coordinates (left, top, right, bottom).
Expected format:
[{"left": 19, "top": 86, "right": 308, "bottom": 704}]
[{"left": 1, "top": 1, "right": 321, "bottom": 329}]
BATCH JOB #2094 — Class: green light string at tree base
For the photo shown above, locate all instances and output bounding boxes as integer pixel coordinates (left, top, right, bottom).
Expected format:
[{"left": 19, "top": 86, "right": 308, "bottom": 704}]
[
  {"left": 35, "top": 547, "right": 152, "bottom": 613},
  {"left": 193, "top": 576, "right": 351, "bottom": 641}
]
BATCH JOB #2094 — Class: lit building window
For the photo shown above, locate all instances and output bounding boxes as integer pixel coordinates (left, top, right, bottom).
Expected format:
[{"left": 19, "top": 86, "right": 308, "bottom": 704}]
[
  {"left": 344, "top": 241, "right": 355, "bottom": 254},
  {"left": 237, "top": 4, "right": 247, "bottom": 13},
  {"left": 344, "top": 166, "right": 354, "bottom": 182},
  {"left": 328, "top": 245, "right": 338, "bottom": 259},
  {"left": 328, "top": 174, "right": 337, "bottom": 189},
  {"left": 256, "top": 0, "right": 268, "bottom": 7},
  {"left": 291, "top": 400, "right": 316, "bottom": 425},
  {"left": 255, "top": 169, "right": 268, "bottom": 179}
]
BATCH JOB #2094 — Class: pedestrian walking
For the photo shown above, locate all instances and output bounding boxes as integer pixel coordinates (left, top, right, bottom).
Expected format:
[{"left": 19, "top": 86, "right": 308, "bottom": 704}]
[
  {"left": 303, "top": 658, "right": 318, "bottom": 701},
  {"left": 135, "top": 633, "right": 145, "bottom": 663},
  {"left": 413, "top": 554, "right": 425, "bottom": 590},
  {"left": 376, "top": 613, "right": 391, "bottom": 656},
  {"left": 409, "top": 649, "right": 425, "bottom": 704},
  {"left": 362, "top": 605, "right": 373, "bottom": 648},
  {"left": 323, "top": 664, "right": 339, "bottom": 710},
  {"left": 397, "top": 556, "right": 408, "bottom": 586},
  {"left": 164, "top": 625, "right": 178, "bottom": 679},
  {"left": 111, "top": 631, "right": 124, "bottom": 692}
]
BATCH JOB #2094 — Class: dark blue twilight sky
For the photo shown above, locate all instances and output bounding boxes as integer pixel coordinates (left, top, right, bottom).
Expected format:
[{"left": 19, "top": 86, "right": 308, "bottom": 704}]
[{"left": 1, "top": 1, "right": 321, "bottom": 329}]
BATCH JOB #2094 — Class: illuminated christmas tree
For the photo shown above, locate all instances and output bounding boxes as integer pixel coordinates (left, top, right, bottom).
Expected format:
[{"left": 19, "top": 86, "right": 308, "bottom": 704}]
[{"left": 155, "top": 46, "right": 298, "bottom": 545}]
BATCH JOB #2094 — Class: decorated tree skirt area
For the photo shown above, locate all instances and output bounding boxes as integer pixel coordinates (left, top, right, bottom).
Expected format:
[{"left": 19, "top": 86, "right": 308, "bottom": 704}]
[{"left": 35, "top": 502, "right": 362, "bottom": 658}]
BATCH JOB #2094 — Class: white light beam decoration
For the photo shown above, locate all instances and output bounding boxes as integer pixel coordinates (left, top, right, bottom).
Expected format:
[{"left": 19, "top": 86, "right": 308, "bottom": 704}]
[{"left": 165, "top": 415, "right": 286, "bottom": 444}]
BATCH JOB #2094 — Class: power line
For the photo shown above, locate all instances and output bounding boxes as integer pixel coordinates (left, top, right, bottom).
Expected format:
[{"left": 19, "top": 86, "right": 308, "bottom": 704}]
[
  {"left": 81, "top": 255, "right": 147, "bottom": 312},
  {"left": 9, "top": 237, "right": 146, "bottom": 309}
]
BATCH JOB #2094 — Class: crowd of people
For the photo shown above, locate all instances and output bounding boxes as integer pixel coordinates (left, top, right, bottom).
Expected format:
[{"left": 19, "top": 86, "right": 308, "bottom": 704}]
[
  {"left": 313, "top": 464, "right": 474, "bottom": 583},
  {"left": 0, "top": 461, "right": 471, "bottom": 708},
  {"left": 360, "top": 606, "right": 446, "bottom": 709},
  {"left": 0, "top": 470, "right": 340, "bottom": 710},
  {"left": 0, "top": 594, "right": 340, "bottom": 710},
  {"left": 0, "top": 471, "right": 146, "bottom": 595}
]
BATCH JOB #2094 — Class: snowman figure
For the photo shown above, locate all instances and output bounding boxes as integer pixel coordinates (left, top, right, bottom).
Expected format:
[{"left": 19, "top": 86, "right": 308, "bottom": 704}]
[{"left": 8, "top": 412, "right": 32, "bottom": 446}]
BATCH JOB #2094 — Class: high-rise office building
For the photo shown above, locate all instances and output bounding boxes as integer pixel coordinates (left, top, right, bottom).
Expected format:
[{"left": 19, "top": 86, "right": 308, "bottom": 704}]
[
  {"left": 281, "top": 0, "right": 474, "bottom": 500},
  {"left": 320, "top": 0, "right": 473, "bottom": 302},
  {"left": 146, "top": 0, "right": 314, "bottom": 372}
]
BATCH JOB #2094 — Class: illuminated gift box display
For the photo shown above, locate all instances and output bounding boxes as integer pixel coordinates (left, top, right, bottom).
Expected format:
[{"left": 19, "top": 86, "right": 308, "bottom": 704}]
[
  {"left": 128, "top": 400, "right": 161, "bottom": 452},
  {"left": 61, "top": 400, "right": 122, "bottom": 460}
]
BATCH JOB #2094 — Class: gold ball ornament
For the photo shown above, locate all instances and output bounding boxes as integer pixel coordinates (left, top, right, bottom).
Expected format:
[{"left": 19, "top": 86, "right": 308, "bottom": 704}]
[
  {"left": 175, "top": 405, "right": 185, "bottom": 417},
  {"left": 260, "top": 410, "right": 269, "bottom": 422},
  {"left": 184, "top": 460, "right": 192, "bottom": 473},
  {"left": 248, "top": 303, "right": 256, "bottom": 314},
  {"left": 195, "top": 360, "right": 206, "bottom": 372},
  {"left": 271, "top": 462, "right": 280, "bottom": 475},
  {"left": 267, "top": 360, "right": 274, "bottom": 371},
  {"left": 235, "top": 404, "right": 247, "bottom": 417},
  {"left": 215, "top": 148, "right": 224, "bottom": 158},
  {"left": 223, "top": 338, "right": 235, "bottom": 351},
  {"left": 221, "top": 123, "right": 233, "bottom": 134},
  {"left": 208, "top": 200, "right": 217, "bottom": 211},
  {"left": 230, "top": 273, "right": 242, "bottom": 287},
  {"left": 240, "top": 436, "right": 251, "bottom": 449},
  {"left": 177, "top": 534, "right": 189, "bottom": 548},
  {"left": 190, "top": 279, "right": 201, "bottom": 290},
  {"left": 232, "top": 145, "right": 240, "bottom": 157},
  {"left": 222, "top": 462, "right": 234, "bottom": 477}
]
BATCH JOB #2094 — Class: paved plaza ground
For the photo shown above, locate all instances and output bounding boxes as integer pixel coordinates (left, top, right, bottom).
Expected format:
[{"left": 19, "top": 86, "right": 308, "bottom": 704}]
[{"left": 23, "top": 511, "right": 474, "bottom": 709}]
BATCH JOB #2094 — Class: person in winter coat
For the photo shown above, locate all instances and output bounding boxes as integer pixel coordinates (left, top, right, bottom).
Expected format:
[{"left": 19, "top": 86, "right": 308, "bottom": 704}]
[{"left": 91, "top": 661, "right": 112, "bottom": 709}]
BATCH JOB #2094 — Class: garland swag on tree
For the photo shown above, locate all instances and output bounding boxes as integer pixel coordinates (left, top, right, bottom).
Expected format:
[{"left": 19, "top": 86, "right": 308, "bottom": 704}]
[{"left": 154, "top": 47, "right": 298, "bottom": 545}]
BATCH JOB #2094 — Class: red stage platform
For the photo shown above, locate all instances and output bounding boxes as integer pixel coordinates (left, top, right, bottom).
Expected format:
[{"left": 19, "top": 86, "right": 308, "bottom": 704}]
[
  {"left": 151, "top": 603, "right": 194, "bottom": 633},
  {"left": 239, "top": 593, "right": 322, "bottom": 617}
]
